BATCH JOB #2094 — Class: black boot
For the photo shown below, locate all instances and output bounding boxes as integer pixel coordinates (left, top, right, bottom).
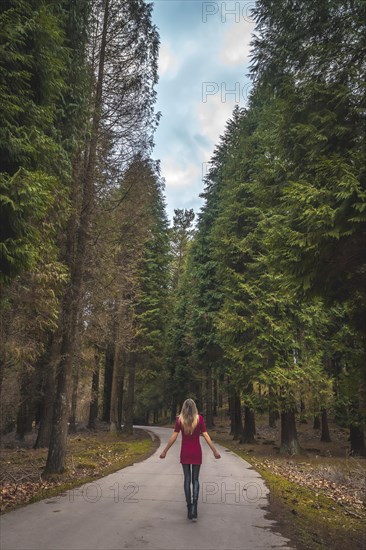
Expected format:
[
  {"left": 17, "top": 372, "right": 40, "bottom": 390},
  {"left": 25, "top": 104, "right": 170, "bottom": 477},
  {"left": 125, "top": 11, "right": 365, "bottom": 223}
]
[
  {"left": 191, "top": 498, "right": 198, "bottom": 520},
  {"left": 185, "top": 487, "right": 192, "bottom": 520}
]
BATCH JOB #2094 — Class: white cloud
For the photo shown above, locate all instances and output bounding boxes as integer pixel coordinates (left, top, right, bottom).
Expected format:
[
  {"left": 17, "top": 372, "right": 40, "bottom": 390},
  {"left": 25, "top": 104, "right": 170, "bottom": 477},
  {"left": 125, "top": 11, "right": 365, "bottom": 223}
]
[
  {"left": 196, "top": 94, "right": 234, "bottom": 146},
  {"left": 220, "top": 19, "right": 255, "bottom": 66},
  {"left": 161, "top": 157, "right": 205, "bottom": 221},
  {"left": 153, "top": 5, "right": 255, "bottom": 220},
  {"left": 162, "top": 157, "right": 202, "bottom": 189},
  {"left": 158, "top": 43, "right": 180, "bottom": 78}
]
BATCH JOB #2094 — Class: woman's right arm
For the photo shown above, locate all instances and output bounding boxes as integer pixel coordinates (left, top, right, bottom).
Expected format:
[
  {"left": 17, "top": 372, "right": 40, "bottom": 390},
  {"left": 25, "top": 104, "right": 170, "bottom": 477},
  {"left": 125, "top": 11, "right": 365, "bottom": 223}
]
[{"left": 160, "top": 431, "right": 179, "bottom": 458}]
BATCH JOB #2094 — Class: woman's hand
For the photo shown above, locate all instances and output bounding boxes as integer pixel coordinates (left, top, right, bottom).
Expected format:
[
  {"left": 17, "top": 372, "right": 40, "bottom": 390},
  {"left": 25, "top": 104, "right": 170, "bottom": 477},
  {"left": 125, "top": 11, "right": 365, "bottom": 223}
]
[
  {"left": 213, "top": 450, "right": 221, "bottom": 459},
  {"left": 160, "top": 432, "right": 178, "bottom": 459}
]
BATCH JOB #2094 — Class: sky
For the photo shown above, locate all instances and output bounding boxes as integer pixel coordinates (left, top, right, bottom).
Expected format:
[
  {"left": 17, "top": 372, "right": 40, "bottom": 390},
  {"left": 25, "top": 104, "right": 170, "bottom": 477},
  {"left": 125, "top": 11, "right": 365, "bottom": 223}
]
[{"left": 151, "top": 1, "right": 256, "bottom": 223}]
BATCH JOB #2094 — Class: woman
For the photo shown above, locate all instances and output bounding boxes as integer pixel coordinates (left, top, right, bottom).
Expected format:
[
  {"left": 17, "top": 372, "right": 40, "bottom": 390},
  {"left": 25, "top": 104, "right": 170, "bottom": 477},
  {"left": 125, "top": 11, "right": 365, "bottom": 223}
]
[{"left": 159, "top": 398, "right": 221, "bottom": 520}]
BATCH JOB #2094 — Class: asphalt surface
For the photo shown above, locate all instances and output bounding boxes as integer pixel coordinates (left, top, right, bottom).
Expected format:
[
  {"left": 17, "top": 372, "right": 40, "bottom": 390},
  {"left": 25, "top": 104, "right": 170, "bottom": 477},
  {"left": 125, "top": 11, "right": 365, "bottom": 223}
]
[{"left": 0, "top": 425, "right": 293, "bottom": 550}]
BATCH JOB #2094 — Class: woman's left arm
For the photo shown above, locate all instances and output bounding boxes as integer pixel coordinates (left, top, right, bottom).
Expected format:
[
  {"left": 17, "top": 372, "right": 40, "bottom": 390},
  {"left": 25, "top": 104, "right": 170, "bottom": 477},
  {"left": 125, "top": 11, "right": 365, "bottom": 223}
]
[{"left": 202, "top": 431, "right": 221, "bottom": 458}]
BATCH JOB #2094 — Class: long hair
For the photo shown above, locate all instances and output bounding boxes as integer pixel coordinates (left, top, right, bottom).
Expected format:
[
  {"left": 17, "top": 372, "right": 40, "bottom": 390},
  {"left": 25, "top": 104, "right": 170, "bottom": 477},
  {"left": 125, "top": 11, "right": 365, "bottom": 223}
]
[{"left": 178, "top": 398, "right": 199, "bottom": 435}]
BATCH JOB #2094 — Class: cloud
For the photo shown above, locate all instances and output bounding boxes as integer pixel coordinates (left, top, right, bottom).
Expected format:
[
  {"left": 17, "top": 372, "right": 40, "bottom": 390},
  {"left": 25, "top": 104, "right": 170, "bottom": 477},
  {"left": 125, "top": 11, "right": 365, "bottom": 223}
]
[
  {"left": 161, "top": 158, "right": 202, "bottom": 189},
  {"left": 152, "top": 1, "right": 255, "bottom": 222},
  {"left": 158, "top": 43, "right": 180, "bottom": 78},
  {"left": 196, "top": 94, "right": 234, "bottom": 146},
  {"left": 220, "top": 19, "right": 255, "bottom": 66},
  {"left": 160, "top": 157, "right": 204, "bottom": 221}
]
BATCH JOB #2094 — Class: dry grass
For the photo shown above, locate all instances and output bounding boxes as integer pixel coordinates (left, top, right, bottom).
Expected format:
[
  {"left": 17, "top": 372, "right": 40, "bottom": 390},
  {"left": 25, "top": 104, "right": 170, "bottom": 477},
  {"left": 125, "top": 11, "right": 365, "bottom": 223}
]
[
  {"left": 209, "top": 414, "right": 366, "bottom": 550},
  {"left": 0, "top": 424, "right": 158, "bottom": 513}
]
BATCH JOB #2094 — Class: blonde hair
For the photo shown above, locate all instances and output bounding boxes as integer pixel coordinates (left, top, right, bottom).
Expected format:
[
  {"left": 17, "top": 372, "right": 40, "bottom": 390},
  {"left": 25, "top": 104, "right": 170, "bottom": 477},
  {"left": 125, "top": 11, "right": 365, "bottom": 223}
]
[{"left": 178, "top": 398, "right": 199, "bottom": 435}]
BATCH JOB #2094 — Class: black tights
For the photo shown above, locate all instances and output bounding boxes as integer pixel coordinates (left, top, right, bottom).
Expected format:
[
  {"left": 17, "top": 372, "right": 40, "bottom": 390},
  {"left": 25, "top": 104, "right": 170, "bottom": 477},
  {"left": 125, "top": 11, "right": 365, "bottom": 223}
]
[{"left": 182, "top": 464, "right": 200, "bottom": 503}]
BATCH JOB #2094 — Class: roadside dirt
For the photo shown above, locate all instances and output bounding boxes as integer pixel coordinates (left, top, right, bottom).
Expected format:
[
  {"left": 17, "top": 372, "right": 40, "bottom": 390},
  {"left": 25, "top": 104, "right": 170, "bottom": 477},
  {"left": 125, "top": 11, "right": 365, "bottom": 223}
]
[
  {"left": 209, "top": 414, "right": 366, "bottom": 550},
  {"left": 0, "top": 423, "right": 159, "bottom": 514}
]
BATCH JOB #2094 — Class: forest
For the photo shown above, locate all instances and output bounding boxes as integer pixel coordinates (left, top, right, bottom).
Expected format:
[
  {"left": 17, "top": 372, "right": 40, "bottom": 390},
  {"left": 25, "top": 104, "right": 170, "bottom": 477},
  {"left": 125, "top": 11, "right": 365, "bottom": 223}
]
[{"left": 0, "top": 0, "right": 365, "bottom": 489}]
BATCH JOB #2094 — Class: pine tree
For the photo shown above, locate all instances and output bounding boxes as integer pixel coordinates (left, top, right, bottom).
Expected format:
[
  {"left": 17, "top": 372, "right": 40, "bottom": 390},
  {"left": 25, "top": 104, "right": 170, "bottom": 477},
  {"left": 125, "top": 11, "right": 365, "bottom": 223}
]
[
  {"left": 45, "top": 0, "right": 160, "bottom": 472},
  {"left": 249, "top": 0, "right": 366, "bottom": 454},
  {"left": 0, "top": 0, "right": 70, "bottom": 282},
  {"left": 124, "top": 158, "right": 170, "bottom": 434}
]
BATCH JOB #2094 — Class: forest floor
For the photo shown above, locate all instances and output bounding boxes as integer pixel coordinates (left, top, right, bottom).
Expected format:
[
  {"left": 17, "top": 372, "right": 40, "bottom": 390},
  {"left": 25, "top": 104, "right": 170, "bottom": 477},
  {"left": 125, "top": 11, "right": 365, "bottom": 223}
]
[
  {"left": 210, "top": 414, "right": 366, "bottom": 550},
  {"left": 0, "top": 422, "right": 159, "bottom": 514},
  {"left": 2, "top": 417, "right": 365, "bottom": 549}
]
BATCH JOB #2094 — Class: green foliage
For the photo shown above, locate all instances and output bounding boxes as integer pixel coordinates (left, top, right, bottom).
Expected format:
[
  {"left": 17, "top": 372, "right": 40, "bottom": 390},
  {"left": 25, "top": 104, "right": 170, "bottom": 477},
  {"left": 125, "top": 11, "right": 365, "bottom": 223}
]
[
  {"left": 169, "top": 208, "right": 195, "bottom": 290},
  {"left": 0, "top": 168, "right": 68, "bottom": 283},
  {"left": 133, "top": 159, "right": 170, "bottom": 363},
  {"left": 0, "top": 0, "right": 73, "bottom": 282},
  {"left": 169, "top": 1, "right": 365, "bottom": 442},
  {"left": 250, "top": 1, "right": 366, "bottom": 305}
]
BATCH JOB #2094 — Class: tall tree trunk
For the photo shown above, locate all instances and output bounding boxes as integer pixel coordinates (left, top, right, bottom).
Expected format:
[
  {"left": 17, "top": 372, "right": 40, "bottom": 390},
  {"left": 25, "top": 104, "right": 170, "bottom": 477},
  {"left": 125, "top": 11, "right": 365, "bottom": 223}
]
[
  {"left": 68, "top": 367, "right": 79, "bottom": 434},
  {"left": 34, "top": 335, "right": 59, "bottom": 448},
  {"left": 320, "top": 408, "right": 331, "bottom": 442},
  {"left": 280, "top": 410, "right": 301, "bottom": 455},
  {"left": 169, "top": 360, "right": 177, "bottom": 422},
  {"left": 213, "top": 375, "right": 218, "bottom": 417},
  {"left": 268, "top": 386, "right": 277, "bottom": 428},
  {"left": 267, "top": 355, "right": 277, "bottom": 428},
  {"left": 44, "top": 0, "right": 110, "bottom": 475},
  {"left": 313, "top": 414, "right": 320, "bottom": 430},
  {"left": 218, "top": 377, "right": 223, "bottom": 408},
  {"left": 228, "top": 386, "right": 235, "bottom": 435},
  {"left": 232, "top": 390, "right": 242, "bottom": 439},
  {"left": 240, "top": 406, "right": 256, "bottom": 444},
  {"left": 0, "top": 357, "right": 4, "bottom": 401},
  {"left": 170, "top": 397, "right": 177, "bottom": 422},
  {"left": 349, "top": 424, "right": 366, "bottom": 456},
  {"left": 269, "top": 409, "right": 277, "bottom": 428},
  {"left": 44, "top": 150, "right": 83, "bottom": 471},
  {"left": 123, "top": 352, "right": 136, "bottom": 435},
  {"left": 194, "top": 380, "right": 202, "bottom": 413},
  {"left": 16, "top": 370, "right": 35, "bottom": 440},
  {"left": 0, "top": 283, "right": 6, "bottom": 400},
  {"left": 44, "top": 296, "right": 76, "bottom": 473},
  {"left": 205, "top": 364, "right": 214, "bottom": 428},
  {"left": 300, "top": 397, "right": 307, "bottom": 424},
  {"left": 117, "top": 350, "right": 126, "bottom": 429},
  {"left": 87, "top": 349, "right": 100, "bottom": 430},
  {"left": 349, "top": 392, "right": 366, "bottom": 456},
  {"left": 110, "top": 321, "right": 122, "bottom": 433},
  {"left": 102, "top": 342, "right": 114, "bottom": 422},
  {"left": 69, "top": 316, "right": 82, "bottom": 434},
  {"left": 240, "top": 384, "right": 256, "bottom": 443}
]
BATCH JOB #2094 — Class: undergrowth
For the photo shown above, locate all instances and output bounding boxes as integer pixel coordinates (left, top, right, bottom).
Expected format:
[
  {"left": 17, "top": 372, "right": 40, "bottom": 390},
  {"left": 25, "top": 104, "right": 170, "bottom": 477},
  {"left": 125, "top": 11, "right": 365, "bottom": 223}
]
[
  {"left": 1, "top": 428, "right": 158, "bottom": 514},
  {"left": 214, "top": 437, "right": 366, "bottom": 550}
]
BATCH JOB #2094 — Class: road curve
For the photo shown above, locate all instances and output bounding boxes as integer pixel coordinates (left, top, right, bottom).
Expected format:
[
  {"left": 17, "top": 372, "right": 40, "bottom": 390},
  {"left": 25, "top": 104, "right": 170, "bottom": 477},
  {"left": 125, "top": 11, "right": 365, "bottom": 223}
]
[{"left": 0, "top": 425, "right": 293, "bottom": 550}]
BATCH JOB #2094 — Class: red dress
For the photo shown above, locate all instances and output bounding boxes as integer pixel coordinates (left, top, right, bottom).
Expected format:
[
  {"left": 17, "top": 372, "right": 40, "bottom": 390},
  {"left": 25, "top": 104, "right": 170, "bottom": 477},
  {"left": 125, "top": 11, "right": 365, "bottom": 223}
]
[{"left": 174, "top": 414, "right": 207, "bottom": 464}]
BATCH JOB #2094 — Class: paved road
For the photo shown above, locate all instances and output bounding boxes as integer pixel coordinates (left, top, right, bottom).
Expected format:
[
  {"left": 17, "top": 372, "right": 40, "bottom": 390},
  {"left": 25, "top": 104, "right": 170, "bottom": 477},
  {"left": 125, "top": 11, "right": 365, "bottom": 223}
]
[{"left": 0, "top": 425, "right": 293, "bottom": 550}]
